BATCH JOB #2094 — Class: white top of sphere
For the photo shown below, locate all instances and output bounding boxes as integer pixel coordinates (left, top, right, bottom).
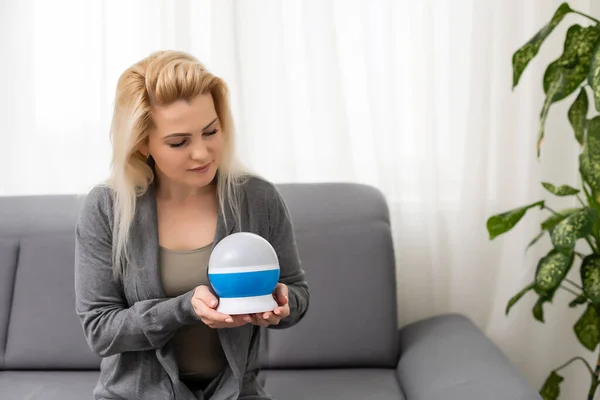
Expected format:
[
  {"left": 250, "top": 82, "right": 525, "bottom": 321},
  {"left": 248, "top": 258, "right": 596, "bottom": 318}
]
[{"left": 208, "top": 232, "right": 279, "bottom": 273}]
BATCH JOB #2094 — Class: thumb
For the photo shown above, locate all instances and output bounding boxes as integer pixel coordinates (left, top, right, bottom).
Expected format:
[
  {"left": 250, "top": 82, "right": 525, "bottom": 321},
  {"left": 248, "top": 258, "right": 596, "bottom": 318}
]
[
  {"left": 194, "top": 285, "right": 218, "bottom": 308},
  {"left": 275, "top": 284, "right": 289, "bottom": 305}
]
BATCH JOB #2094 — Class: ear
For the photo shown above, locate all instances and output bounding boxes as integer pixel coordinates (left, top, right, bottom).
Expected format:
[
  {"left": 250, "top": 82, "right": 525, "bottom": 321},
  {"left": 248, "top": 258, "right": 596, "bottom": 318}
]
[{"left": 139, "top": 142, "right": 149, "bottom": 158}]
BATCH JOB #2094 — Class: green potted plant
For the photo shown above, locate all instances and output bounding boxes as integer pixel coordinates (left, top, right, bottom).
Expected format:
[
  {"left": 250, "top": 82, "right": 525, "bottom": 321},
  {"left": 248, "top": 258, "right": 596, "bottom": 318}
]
[{"left": 486, "top": 3, "right": 600, "bottom": 399}]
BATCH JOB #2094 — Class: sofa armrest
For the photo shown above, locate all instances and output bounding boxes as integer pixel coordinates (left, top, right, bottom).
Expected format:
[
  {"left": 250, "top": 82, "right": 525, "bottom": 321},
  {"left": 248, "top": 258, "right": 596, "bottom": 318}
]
[{"left": 396, "top": 314, "right": 541, "bottom": 400}]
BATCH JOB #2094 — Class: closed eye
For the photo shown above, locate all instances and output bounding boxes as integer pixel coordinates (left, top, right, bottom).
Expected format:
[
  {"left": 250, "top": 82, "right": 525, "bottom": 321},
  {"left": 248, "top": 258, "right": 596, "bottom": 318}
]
[
  {"left": 169, "top": 139, "right": 188, "bottom": 148},
  {"left": 167, "top": 128, "right": 218, "bottom": 148}
]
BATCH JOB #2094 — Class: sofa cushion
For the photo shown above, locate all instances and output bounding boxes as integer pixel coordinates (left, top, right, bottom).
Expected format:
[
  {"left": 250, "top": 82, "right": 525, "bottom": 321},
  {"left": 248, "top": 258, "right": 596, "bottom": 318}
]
[
  {"left": 396, "top": 314, "right": 542, "bottom": 400},
  {"left": 264, "top": 369, "right": 406, "bottom": 400},
  {"left": 3, "top": 233, "right": 100, "bottom": 369},
  {"left": 0, "top": 237, "right": 19, "bottom": 369},
  {"left": 266, "top": 184, "right": 398, "bottom": 368},
  {"left": 0, "top": 371, "right": 99, "bottom": 400},
  {"left": 0, "top": 195, "right": 85, "bottom": 236}
]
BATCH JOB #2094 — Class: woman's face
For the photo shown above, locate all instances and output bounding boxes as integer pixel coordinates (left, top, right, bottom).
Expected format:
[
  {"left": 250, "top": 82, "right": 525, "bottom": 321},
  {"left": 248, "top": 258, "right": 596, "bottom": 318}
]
[{"left": 144, "top": 93, "right": 224, "bottom": 191}]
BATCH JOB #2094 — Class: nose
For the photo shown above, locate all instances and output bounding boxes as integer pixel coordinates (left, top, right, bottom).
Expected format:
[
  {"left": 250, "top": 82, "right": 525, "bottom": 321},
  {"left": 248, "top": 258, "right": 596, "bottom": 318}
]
[{"left": 190, "top": 140, "right": 209, "bottom": 161}]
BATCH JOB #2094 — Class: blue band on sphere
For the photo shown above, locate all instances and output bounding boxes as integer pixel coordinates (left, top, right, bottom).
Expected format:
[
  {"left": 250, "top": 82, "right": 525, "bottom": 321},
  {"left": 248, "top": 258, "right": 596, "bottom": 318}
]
[{"left": 209, "top": 269, "right": 280, "bottom": 298}]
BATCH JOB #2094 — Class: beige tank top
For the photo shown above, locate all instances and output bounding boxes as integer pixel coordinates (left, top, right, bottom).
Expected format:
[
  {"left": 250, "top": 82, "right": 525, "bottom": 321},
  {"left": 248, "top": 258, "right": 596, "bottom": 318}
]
[{"left": 159, "top": 243, "right": 228, "bottom": 381}]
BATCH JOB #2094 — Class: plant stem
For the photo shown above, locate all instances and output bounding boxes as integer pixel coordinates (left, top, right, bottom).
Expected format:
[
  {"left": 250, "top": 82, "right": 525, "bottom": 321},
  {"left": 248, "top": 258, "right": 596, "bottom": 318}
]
[
  {"left": 583, "top": 181, "right": 595, "bottom": 207},
  {"left": 585, "top": 184, "right": 592, "bottom": 199},
  {"left": 560, "top": 285, "right": 581, "bottom": 297},
  {"left": 573, "top": 10, "right": 600, "bottom": 25},
  {"left": 586, "top": 237, "right": 600, "bottom": 254},
  {"left": 585, "top": 237, "right": 600, "bottom": 253},
  {"left": 556, "top": 355, "right": 597, "bottom": 399},
  {"left": 565, "top": 278, "right": 583, "bottom": 290},
  {"left": 589, "top": 379, "right": 599, "bottom": 400},
  {"left": 583, "top": 184, "right": 597, "bottom": 211},
  {"left": 587, "top": 351, "right": 600, "bottom": 400},
  {"left": 578, "top": 194, "right": 588, "bottom": 207},
  {"left": 555, "top": 356, "right": 594, "bottom": 376},
  {"left": 543, "top": 205, "right": 561, "bottom": 216}
]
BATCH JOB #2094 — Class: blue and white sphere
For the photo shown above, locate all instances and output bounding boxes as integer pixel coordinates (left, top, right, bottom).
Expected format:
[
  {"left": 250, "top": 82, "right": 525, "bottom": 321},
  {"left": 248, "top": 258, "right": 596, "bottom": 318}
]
[{"left": 208, "top": 232, "right": 280, "bottom": 315}]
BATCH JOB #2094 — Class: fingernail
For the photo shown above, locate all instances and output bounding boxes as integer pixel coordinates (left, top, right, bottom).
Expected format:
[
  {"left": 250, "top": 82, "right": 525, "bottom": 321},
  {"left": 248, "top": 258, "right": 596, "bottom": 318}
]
[
  {"left": 226, "top": 317, "right": 233, "bottom": 323},
  {"left": 210, "top": 300, "right": 217, "bottom": 307},
  {"left": 263, "top": 314, "right": 269, "bottom": 320}
]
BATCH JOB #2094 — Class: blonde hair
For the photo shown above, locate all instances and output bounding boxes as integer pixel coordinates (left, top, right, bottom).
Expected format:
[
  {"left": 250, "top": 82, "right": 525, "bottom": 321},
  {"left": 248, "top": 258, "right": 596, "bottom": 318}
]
[{"left": 105, "top": 50, "right": 247, "bottom": 279}]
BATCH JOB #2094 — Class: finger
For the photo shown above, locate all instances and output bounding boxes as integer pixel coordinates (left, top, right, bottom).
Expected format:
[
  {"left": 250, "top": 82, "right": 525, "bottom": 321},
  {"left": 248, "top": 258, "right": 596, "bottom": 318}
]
[
  {"left": 262, "top": 312, "right": 281, "bottom": 326},
  {"left": 273, "top": 305, "right": 289, "bottom": 317},
  {"left": 262, "top": 311, "right": 283, "bottom": 323},
  {"left": 251, "top": 314, "right": 270, "bottom": 327},
  {"left": 275, "top": 283, "right": 289, "bottom": 298},
  {"left": 196, "top": 301, "right": 233, "bottom": 323},
  {"left": 231, "top": 314, "right": 253, "bottom": 324},
  {"left": 194, "top": 285, "right": 219, "bottom": 309},
  {"left": 276, "top": 294, "right": 288, "bottom": 306},
  {"left": 274, "top": 285, "right": 289, "bottom": 306},
  {"left": 193, "top": 286, "right": 235, "bottom": 323}
]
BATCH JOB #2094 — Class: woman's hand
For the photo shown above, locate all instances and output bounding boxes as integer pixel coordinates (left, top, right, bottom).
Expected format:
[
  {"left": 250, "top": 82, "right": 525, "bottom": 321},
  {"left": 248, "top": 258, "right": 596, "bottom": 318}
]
[
  {"left": 250, "top": 283, "right": 290, "bottom": 327},
  {"left": 191, "top": 285, "right": 252, "bottom": 328}
]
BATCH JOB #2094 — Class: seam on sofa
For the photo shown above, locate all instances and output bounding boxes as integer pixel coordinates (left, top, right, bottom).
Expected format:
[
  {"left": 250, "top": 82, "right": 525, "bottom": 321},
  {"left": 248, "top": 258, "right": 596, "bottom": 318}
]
[
  {"left": 291, "top": 217, "right": 391, "bottom": 236},
  {"left": 2, "top": 239, "right": 20, "bottom": 368},
  {"left": 393, "top": 373, "right": 408, "bottom": 400}
]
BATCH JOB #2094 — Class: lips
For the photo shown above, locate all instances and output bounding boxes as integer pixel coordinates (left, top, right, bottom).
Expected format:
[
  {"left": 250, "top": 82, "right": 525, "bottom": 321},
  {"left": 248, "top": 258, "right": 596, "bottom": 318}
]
[{"left": 189, "top": 163, "right": 211, "bottom": 172}]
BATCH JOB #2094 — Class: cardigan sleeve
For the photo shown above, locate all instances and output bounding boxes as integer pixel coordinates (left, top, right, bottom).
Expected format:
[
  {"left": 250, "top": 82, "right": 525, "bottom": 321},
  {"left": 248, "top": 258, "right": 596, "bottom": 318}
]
[
  {"left": 263, "top": 183, "right": 310, "bottom": 329},
  {"left": 74, "top": 185, "right": 201, "bottom": 357}
]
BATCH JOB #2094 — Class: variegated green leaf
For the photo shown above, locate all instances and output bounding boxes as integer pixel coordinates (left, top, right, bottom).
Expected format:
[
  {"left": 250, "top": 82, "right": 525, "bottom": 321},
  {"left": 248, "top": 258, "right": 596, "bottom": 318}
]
[
  {"left": 582, "top": 254, "right": 600, "bottom": 303},
  {"left": 487, "top": 201, "right": 544, "bottom": 240},
  {"left": 538, "top": 73, "right": 565, "bottom": 157},
  {"left": 586, "top": 116, "right": 600, "bottom": 150},
  {"left": 580, "top": 116, "right": 600, "bottom": 192},
  {"left": 541, "top": 182, "right": 580, "bottom": 196},
  {"left": 541, "top": 208, "right": 580, "bottom": 231},
  {"left": 512, "top": 3, "right": 572, "bottom": 88},
  {"left": 573, "top": 303, "right": 600, "bottom": 351},
  {"left": 533, "top": 297, "right": 546, "bottom": 322},
  {"left": 568, "top": 87, "right": 588, "bottom": 145},
  {"left": 539, "top": 24, "right": 600, "bottom": 156},
  {"left": 526, "top": 208, "right": 582, "bottom": 252},
  {"left": 543, "top": 24, "right": 600, "bottom": 102},
  {"left": 550, "top": 208, "right": 597, "bottom": 251},
  {"left": 569, "top": 293, "right": 588, "bottom": 308},
  {"left": 534, "top": 249, "right": 574, "bottom": 298},
  {"left": 505, "top": 283, "right": 534, "bottom": 315},
  {"left": 579, "top": 151, "right": 600, "bottom": 194},
  {"left": 588, "top": 37, "right": 600, "bottom": 111},
  {"left": 539, "top": 371, "right": 564, "bottom": 400}
]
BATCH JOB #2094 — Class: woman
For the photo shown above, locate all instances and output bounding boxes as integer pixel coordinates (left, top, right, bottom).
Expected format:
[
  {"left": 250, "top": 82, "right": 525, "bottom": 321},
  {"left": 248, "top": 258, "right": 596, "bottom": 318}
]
[{"left": 74, "top": 50, "right": 309, "bottom": 400}]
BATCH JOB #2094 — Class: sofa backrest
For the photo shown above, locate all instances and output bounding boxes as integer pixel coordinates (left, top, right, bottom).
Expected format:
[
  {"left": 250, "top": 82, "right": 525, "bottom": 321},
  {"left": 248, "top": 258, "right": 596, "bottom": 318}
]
[
  {"left": 0, "top": 183, "right": 398, "bottom": 371},
  {"left": 265, "top": 183, "right": 398, "bottom": 369},
  {"left": 0, "top": 194, "right": 100, "bottom": 370}
]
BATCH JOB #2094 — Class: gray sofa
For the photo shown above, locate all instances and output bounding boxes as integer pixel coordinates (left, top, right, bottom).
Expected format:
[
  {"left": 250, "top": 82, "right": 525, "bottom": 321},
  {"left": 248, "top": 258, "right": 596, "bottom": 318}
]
[{"left": 0, "top": 182, "right": 541, "bottom": 399}]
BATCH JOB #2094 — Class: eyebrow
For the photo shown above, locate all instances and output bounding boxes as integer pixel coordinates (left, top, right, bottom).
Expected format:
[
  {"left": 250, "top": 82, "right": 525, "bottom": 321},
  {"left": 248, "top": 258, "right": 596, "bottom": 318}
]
[{"left": 163, "top": 118, "right": 218, "bottom": 139}]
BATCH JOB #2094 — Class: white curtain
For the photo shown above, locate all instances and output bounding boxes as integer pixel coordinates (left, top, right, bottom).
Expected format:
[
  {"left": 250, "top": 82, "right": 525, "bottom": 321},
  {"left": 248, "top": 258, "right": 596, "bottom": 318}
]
[{"left": 1, "top": 0, "right": 599, "bottom": 397}]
